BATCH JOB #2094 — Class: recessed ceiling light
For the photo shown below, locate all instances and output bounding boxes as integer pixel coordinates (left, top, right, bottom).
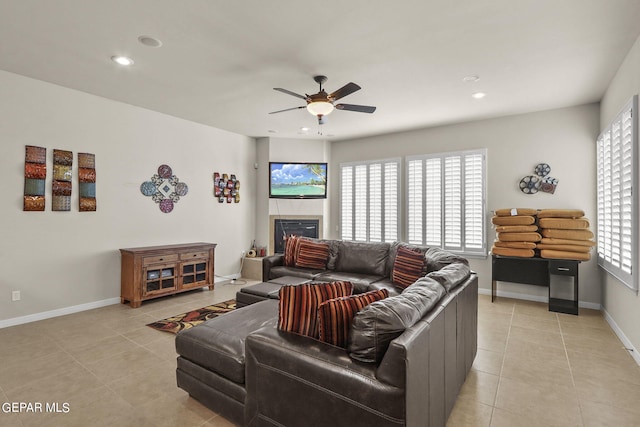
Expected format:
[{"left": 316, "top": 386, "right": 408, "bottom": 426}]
[
  {"left": 462, "top": 75, "right": 480, "bottom": 83},
  {"left": 471, "top": 92, "right": 486, "bottom": 99},
  {"left": 300, "top": 127, "right": 310, "bottom": 132},
  {"left": 138, "top": 35, "right": 163, "bottom": 48},
  {"left": 268, "top": 130, "right": 277, "bottom": 133},
  {"left": 111, "top": 56, "right": 134, "bottom": 66}
]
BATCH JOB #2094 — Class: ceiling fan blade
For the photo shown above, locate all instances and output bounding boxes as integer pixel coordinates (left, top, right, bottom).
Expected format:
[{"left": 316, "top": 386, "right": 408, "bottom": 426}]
[
  {"left": 274, "top": 88, "right": 308, "bottom": 100},
  {"left": 335, "top": 103, "right": 376, "bottom": 113},
  {"left": 329, "top": 82, "right": 361, "bottom": 101},
  {"left": 269, "top": 106, "right": 306, "bottom": 114}
]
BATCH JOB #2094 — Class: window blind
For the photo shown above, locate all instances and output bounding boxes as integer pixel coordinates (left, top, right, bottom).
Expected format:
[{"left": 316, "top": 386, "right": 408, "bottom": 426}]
[
  {"left": 407, "top": 149, "right": 486, "bottom": 255},
  {"left": 597, "top": 96, "right": 637, "bottom": 290},
  {"left": 340, "top": 158, "right": 400, "bottom": 242}
]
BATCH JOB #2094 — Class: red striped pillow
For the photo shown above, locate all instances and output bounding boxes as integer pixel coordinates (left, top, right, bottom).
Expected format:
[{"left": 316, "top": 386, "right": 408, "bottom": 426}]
[
  {"left": 318, "top": 289, "right": 389, "bottom": 348},
  {"left": 283, "top": 235, "right": 301, "bottom": 267},
  {"left": 392, "top": 246, "right": 426, "bottom": 289},
  {"left": 278, "top": 281, "right": 353, "bottom": 338},
  {"left": 295, "top": 239, "right": 330, "bottom": 270}
]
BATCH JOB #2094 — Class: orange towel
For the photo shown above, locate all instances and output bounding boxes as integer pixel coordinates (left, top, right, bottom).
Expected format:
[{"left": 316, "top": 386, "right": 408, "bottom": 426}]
[
  {"left": 535, "top": 243, "right": 592, "bottom": 253},
  {"left": 494, "top": 208, "right": 538, "bottom": 217},
  {"left": 495, "top": 225, "right": 539, "bottom": 233},
  {"left": 537, "top": 209, "right": 585, "bottom": 219},
  {"left": 492, "top": 216, "right": 536, "bottom": 226},
  {"left": 497, "top": 232, "right": 542, "bottom": 242},
  {"left": 491, "top": 246, "right": 535, "bottom": 258},
  {"left": 540, "top": 249, "right": 591, "bottom": 261},
  {"left": 538, "top": 218, "right": 590, "bottom": 230},
  {"left": 540, "top": 237, "right": 595, "bottom": 247},
  {"left": 494, "top": 241, "right": 537, "bottom": 249},
  {"left": 541, "top": 229, "right": 594, "bottom": 241}
]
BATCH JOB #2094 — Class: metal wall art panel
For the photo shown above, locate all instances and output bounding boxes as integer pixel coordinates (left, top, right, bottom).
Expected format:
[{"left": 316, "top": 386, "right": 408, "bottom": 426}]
[
  {"left": 78, "top": 153, "right": 96, "bottom": 211},
  {"left": 52, "top": 149, "right": 72, "bottom": 211},
  {"left": 23, "top": 145, "right": 46, "bottom": 211}
]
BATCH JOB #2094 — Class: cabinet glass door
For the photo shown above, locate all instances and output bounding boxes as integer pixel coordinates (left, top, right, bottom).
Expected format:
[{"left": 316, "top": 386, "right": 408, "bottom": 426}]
[
  {"left": 143, "top": 265, "right": 177, "bottom": 296},
  {"left": 181, "top": 261, "right": 208, "bottom": 288}
]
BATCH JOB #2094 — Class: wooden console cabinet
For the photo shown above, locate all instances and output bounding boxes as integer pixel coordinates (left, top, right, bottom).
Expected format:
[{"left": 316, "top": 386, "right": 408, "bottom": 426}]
[{"left": 120, "top": 242, "right": 216, "bottom": 308}]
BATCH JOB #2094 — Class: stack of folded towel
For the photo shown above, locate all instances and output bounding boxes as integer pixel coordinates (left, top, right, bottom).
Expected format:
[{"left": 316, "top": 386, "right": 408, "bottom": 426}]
[
  {"left": 536, "top": 209, "right": 595, "bottom": 261},
  {"left": 491, "top": 208, "right": 541, "bottom": 258}
]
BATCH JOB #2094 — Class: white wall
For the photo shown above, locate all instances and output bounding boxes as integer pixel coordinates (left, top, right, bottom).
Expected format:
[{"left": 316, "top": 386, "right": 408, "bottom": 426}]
[
  {"left": 599, "top": 34, "right": 640, "bottom": 358},
  {"left": 0, "top": 70, "right": 256, "bottom": 323},
  {"left": 330, "top": 104, "right": 600, "bottom": 305}
]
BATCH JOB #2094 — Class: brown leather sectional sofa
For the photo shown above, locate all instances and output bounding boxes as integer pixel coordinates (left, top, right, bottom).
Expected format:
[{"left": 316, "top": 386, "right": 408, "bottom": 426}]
[{"left": 175, "top": 240, "right": 478, "bottom": 426}]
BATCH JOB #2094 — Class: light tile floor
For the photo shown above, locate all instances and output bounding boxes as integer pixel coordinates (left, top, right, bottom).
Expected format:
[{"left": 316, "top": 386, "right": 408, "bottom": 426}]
[{"left": 1, "top": 285, "right": 639, "bottom": 426}]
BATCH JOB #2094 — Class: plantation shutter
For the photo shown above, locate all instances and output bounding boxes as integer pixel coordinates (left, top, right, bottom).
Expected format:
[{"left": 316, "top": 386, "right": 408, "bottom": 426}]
[
  {"left": 597, "top": 96, "right": 637, "bottom": 290},
  {"left": 406, "top": 149, "right": 486, "bottom": 255},
  {"left": 340, "top": 158, "right": 400, "bottom": 242}
]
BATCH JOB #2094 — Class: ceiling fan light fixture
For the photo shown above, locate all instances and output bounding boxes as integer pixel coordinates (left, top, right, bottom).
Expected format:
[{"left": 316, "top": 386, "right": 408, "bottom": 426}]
[{"left": 307, "top": 101, "right": 334, "bottom": 116}]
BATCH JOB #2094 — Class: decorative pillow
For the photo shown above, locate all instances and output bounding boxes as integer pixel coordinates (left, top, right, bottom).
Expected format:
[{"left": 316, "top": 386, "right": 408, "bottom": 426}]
[
  {"left": 295, "top": 239, "right": 330, "bottom": 270},
  {"left": 278, "top": 281, "right": 353, "bottom": 338},
  {"left": 283, "top": 235, "right": 301, "bottom": 267},
  {"left": 391, "top": 246, "right": 425, "bottom": 288},
  {"left": 318, "top": 289, "right": 388, "bottom": 348}
]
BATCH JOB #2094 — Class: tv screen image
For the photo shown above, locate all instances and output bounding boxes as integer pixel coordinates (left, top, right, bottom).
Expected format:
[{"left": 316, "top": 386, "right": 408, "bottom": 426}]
[{"left": 269, "top": 162, "right": 327, "bottom": 199}]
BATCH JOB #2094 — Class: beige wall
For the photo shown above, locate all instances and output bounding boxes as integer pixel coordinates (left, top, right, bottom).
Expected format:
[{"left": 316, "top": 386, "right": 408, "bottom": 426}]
[
  {"left": 330, "top": 104, "right": 601, "bottom": 305},
  {"left": 599, "top": 34, "right": 640, "bottom": 360},
  {"left": 0, "top": 70, "right": 257, "bottom": 325}
]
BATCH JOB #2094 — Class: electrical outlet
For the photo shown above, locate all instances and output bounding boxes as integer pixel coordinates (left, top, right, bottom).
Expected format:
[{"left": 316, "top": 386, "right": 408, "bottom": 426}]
[
  {"left": 241, "top": 250, "right": 246, "bottom": 258},
  {"left": 12, "top": 291, "right": 20, "bottom": 302}
]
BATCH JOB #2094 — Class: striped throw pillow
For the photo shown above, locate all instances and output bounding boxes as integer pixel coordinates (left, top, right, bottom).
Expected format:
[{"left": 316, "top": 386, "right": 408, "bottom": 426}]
[
  {"left": 295, "top": 239, "right": 330, "bottom": 270},
  {"left": 278, "top": 281, "right": 354, "bottom": 338},
  {"left": 318, "top": 289, "right": 389, "bottom": 348},
  {"left": 283, "top": 235, "right": 300, "bottom": 267},
  {"left": 392, "top": 246, "right": 426, "bottom": 289}
]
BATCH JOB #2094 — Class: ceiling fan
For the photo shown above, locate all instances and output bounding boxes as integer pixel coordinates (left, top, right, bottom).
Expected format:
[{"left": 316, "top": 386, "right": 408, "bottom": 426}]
[{"left": 270, "top": 75, "right": 376, "bottom": 125}]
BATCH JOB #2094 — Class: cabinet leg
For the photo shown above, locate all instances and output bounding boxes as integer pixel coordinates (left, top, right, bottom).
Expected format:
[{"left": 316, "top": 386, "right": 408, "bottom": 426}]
[
  {"left": 207, "top": 285, "right": 214, "bottom": 290},
  {"left": 492, "top": 280, "right": 496, "bottom": 302},
  {"left": 130, "top": 301, "right": 141, "bottom": 308}
]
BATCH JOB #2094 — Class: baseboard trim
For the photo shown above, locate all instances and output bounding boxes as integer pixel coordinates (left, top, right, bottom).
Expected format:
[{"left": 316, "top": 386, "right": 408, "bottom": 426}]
[
  {"left": 0, "top": 297, "right": 121, "bottom": 329},
  {"left": 477, "top": 288, "right": 601, "bottom": 310},
  {"left": 602, "top": 309, "right": 640, "bottom": 366}
]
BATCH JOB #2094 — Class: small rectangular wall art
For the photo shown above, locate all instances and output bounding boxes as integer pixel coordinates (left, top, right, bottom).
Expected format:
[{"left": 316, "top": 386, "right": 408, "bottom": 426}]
[
  {"left": 23, "top": 145, "right": 47, "bottom": 211},
  {"left": 52, "top": 149, "right": 73, "bottom": 211},
  {"left": 78, "top": 153, "right": 96, "bottom": 211}
]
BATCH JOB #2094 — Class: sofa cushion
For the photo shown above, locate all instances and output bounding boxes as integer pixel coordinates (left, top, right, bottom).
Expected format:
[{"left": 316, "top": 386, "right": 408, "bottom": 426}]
[
  {"left": 317, "top": 289, "right": 389, "bottom": 348},
  {"left": 335, "top": 241, "right": 390, "bottom": 276},
  {"left": 295, "top": 239, "right": 330, "bottom": 270},
  {"left": 278, "top": 281, "right": 353, "bottom": 338},
  {"left": 391, "top": 246, "right": 426, "bottom": 289},
  {"left": 348, "top": 277, "right": 446, "bottom": 363},
  {"left": 269, "top": 265, "right": 324, "bottom": 280},
  {"left": 424, "top": 247, "right": 469, "bottom": 273},
  {"left": 314, "top": 271, "right": 386, "bottom": 294},
  {"left": 426, "top": 262, "right": 472, "bottom": 292}
]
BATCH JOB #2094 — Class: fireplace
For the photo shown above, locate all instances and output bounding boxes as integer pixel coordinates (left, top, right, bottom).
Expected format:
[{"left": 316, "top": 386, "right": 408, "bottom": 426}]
[{"left": 271, "top": 216, "right": 321, "bottom": 254}]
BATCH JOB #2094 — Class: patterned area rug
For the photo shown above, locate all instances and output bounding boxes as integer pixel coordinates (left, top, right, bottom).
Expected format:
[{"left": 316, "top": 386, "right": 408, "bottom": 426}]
[{"left": 146, "top": 299, "right": 236, "bottom": 334}]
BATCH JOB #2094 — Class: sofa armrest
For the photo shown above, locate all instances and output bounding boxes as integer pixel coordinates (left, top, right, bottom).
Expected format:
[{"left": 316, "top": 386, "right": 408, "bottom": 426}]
[
  {"left": 245, "top": 326, "right": 405, "bottom": 427},
  {"left": 261, "top": 254, "right": 284, "bottom": 281}
]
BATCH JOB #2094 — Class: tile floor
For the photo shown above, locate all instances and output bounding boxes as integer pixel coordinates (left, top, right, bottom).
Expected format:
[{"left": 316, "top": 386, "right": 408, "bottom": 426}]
[{"left": 0, "top": 284, "right": 639, "bottom": 426}]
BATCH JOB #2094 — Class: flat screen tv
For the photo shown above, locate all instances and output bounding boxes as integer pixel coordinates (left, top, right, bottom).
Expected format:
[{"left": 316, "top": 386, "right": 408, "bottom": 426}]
[{"left": 269, "top": 162, "right": 328, "bottom": 199}]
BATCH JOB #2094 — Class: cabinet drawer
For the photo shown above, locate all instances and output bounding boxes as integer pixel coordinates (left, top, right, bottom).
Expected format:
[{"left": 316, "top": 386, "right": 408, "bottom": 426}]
[
  {"left": 180, "top": 251, "right": 209, "bottom": 260},
  {"left": 549, "top": 260, "right": 577, "bottom": 276},
  {"left": 143, "top": 254, "right": 178, "bottom": 265}
]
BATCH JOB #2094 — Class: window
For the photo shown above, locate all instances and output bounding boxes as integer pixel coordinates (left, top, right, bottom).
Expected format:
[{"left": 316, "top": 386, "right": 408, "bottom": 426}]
[
  {"left": 340, "top": 158, "right": 400, "bottom": 242},
  {"left": 407, "top": 149, "right": 486, "bottom": 255},
  {"left": 597, "top": 96, "right": 638, "bottom": 291}
]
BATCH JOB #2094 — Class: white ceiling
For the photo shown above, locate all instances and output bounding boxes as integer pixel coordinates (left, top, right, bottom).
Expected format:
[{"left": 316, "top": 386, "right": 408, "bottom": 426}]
[{"left": 1, "top": 0, "right": 639, "bottom": 141}]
